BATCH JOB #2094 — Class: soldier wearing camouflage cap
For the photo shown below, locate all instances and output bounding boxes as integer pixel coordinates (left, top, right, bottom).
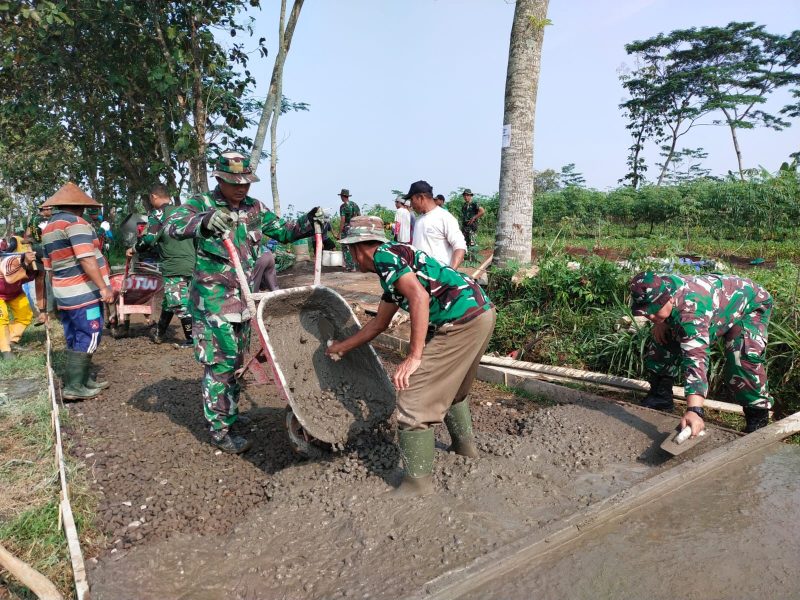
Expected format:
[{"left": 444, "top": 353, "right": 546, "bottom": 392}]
[
  {"left": 327, "top": 213, "right": 496, "bottom": 497},
  {"left": 168, "top": 151, "right": 322, "bottom": 454},
  {"left": 630, "top": 271, "right": 774, "bottom": 436}
]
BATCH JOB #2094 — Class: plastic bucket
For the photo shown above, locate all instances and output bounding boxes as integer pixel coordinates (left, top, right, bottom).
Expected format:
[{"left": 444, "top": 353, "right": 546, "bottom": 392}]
[{"left": 322, "top": 250, "right": 344, "bottom": 267}]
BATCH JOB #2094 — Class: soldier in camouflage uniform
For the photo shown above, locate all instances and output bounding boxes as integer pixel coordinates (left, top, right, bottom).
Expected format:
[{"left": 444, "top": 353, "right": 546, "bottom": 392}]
[
  {"left": 630, "top": 271, "right": 773, "bottom": 436},
  {"left": 459, "top": 189, "right": 484, "bottom": 249},
  {"left": 168, "top": 151, "right": 320, "bottom": 454},
  {"left": 337, "top": 188, "right": 360, "bottom": 271},
  {"left": 327, "top": 211, "right": 496, "bottom": 497},
  {"left": 127, "top": 184, "right": 196, "bottom": 348}
]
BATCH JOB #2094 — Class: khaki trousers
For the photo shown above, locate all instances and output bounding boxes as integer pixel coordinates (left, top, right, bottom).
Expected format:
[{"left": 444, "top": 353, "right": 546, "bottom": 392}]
[{"left": 397, "top": 307, "right": 496, "bottom": 430}]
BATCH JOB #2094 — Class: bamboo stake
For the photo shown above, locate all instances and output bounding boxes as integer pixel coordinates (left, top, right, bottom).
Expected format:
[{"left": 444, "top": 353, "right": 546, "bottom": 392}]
[
  {"left": 0, "top": 544, "right": 63, "bottom": 600},
  {"left": 45, "top": 326, "right": 90, "bottom": 600}
]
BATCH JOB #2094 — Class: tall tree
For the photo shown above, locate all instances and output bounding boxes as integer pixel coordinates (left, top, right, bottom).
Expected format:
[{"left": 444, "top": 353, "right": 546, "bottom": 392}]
[
  {"left": 250, "top": 0, "right": 304, "bottom": 214},
  {"left": 673, "top": 22, "right": 799, "bottom": 180},
  {"left": 621, "top": 37, "right": 710, "bottom": 186},
  {"left": 494, "top": 0, "right": 550, "bottom": 267}
]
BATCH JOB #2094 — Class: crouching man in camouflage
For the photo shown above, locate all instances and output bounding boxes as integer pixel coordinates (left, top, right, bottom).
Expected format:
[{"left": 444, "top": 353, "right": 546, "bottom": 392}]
[
  {"left": 326, "top": 215, "right": 496, "bottom": 497},
  {"left": 168, "top": 151, "right": 320, "bottom": 453},
  {"left": 630, "top": 272, "right": 773, "bottom": 436}
]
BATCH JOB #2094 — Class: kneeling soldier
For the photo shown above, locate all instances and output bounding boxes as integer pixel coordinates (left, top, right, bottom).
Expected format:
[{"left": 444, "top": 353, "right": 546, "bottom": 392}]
[{"left": 630, "top": 271, "right": 773, "bottom": 436}]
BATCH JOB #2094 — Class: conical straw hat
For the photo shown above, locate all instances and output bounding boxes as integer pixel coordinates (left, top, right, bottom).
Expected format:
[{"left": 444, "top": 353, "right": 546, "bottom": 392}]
[{"left": 41, "top": 182, "right": 101, "bottom": 208}]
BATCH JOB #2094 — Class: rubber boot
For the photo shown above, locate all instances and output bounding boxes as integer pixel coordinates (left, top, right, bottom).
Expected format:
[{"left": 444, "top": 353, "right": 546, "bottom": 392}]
[
  {"left": 174, "top": 316, "right": 193, "bottom": 349},
  {"left": 743, "top": 406, "right": 769, "bottom": 433},
  {"left": 0, "top": 325, "right": 10, "bottom": 355},
  {"left": 641, "top": 375, "right": 675, "bottom": 410},
  {"left": 211, "top": 430, "right": 252, "bottom": 454},
  {"left": 84, "top": 353, "right": 109, "bottom": 391},
  {"left": 444, "top": 400, "right": 480, "bottom": 458},
  {"left": 61, "top": 350, "right": 101, "bottom": 400},
  {"left": 150, "top": 310, "right": 173, "bottom": 344},
  {"left": 392, "top": 428, "right": 434, "bottom": 498}
]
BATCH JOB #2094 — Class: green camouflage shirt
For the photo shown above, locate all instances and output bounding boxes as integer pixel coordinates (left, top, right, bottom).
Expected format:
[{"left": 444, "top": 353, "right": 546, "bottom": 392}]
[
  {"left": 374, "top": 243, "right": 492, "bottom": 327},
  {"left": 168, "top": 186, "right": 312, "bottom": 322},
  {"left": 461, "top": 200, "right": 480, "bottom": 226},
  {"left": 339, "top": 201, "right": 360, "bottom": 227},
  {"left": 134, "top": 205, "right": 196, "bottom": 277},
  {"left": 663, "top": 273, "right": 772, "bottom": 397}
]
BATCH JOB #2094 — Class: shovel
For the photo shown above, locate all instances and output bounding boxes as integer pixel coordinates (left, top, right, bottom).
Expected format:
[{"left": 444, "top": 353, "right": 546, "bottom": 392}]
[{"left": 660, "top": 425, "right": 707, "bottom": 456}]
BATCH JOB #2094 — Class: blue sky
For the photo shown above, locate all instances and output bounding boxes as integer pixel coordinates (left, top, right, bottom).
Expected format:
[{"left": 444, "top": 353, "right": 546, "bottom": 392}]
[{"left": 234, "top": 0, "right": 800, "bottom": 214}]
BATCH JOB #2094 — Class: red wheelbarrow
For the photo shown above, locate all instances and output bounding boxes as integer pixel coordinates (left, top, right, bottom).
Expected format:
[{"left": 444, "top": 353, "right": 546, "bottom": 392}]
[
  {"left": 222, "top": 225, "right": 395, "bottom": 455},
  {"left": 108, "top": 257, "right": 163, "bottom": 338}
]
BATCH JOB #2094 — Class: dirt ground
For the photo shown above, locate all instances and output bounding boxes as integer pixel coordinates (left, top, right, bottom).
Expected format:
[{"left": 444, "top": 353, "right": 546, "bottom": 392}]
[{"left": 68, "top": 263, "right": 740, "bottom": 599}]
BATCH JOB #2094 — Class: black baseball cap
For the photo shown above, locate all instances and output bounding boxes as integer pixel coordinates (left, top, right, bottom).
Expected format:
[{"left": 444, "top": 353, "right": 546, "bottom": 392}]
[{"left": 402, "top": 180, "right": 433, "bottom": 199}]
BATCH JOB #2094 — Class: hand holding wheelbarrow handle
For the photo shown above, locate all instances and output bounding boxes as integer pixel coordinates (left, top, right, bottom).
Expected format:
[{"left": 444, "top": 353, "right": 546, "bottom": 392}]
[{"left": 221, "top": 231, "right": 257, "bottom": 318}]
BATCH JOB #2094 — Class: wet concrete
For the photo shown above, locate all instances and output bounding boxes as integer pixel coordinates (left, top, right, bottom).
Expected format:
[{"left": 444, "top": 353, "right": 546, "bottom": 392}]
[
  {"left": 260, "top": 286, "right": 395, "bottom": 444},
  {"left": 463, "top": 443, "right": 800, "bottom": 600}
]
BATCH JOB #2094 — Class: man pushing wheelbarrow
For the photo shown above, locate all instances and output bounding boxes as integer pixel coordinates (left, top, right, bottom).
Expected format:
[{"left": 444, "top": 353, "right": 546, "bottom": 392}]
[{"left": 168, "top": 151, "right": 322, "bottom": 454}]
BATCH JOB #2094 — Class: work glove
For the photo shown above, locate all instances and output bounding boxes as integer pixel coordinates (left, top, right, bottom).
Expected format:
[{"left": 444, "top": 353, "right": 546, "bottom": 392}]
[
  {"left": 306, "top": 206, "right": 325, "bottom": 225},
  {"left": 203, "top": 209, "right": 235, "bottom": 236}
]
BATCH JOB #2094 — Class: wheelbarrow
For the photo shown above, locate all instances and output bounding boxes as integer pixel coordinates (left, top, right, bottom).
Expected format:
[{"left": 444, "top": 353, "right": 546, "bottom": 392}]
[
  {"left": 222, "top": 223, "right": 395, "bottom": 455},
  {"left": 108, "top": 256, "right": 163, "bottom": 338}
]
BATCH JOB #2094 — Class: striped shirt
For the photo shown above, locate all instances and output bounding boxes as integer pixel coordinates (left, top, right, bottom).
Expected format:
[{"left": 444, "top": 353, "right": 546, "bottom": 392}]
[{"left": 42, "top": 210, "right": 110, "bottom": 310}]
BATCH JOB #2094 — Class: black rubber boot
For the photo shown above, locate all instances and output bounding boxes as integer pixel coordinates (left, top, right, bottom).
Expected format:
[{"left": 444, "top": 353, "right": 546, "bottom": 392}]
[
  {"left": 151, "top": 310, "right": 174, "bottom": 344},
  {"left": 642, "top": 375, "right": 675, "bottom": 410},
  {"left": 444, "top": 400, "right": 480, "bottom": 458},
  {"left": 211, "top": 431, "right": 252, "bottom": 454},
  {"left": 743, "top": 406, "right": 769, "bottom": 433},
  {"left": 62, "top": 350, "right": 101, "bottom": 401},
  {"left": 174, "top": 316, "right": 193, "bottom": 349}
]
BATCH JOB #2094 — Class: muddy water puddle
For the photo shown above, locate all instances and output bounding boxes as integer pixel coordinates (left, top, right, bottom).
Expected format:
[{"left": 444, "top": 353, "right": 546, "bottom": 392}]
[{"left": 464, "top": 444, "right": 800, "bottom": 600}]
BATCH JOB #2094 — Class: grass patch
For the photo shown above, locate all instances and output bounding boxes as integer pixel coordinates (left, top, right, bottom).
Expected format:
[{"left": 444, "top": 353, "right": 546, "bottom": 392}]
[{"left": 0, "top": 322, "right": 100, "bottom": 599}]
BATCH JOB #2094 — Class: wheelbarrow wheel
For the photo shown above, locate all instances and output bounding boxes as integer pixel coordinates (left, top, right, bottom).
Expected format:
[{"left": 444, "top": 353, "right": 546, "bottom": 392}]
[{"left": 285, "top": 407, "right": 325, "bottom": 459}]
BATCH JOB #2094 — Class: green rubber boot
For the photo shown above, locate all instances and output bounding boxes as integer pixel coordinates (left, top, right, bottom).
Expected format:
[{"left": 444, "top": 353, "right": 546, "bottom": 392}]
[
  {"left": 61, "top": 350, "right": 101, "bottom": 401},
  {"left": 84, "top": 353, "right": 109, "bottom": 391},
  {"left": 444, "top": 400, "right": 480, "bottom": 458},
  {"left": 392, "top": 428, "right": 435, "bottom": 498}
]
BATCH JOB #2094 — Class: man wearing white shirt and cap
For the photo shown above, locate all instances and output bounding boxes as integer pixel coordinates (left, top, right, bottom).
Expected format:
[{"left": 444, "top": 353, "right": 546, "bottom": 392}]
[{"left": 408, "top": 181, "right": 467, "bottom": 270}]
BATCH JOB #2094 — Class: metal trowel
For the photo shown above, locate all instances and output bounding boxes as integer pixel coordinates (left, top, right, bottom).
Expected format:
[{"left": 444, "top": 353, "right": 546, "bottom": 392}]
[{"left": 660, "top": 425, "right": 707, "bottom": 456}]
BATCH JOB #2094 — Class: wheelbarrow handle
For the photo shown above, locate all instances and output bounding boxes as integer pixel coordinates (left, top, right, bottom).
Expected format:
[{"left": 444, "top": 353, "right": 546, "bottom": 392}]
[
  {"left": 221, "top": 231, "right": 256, "bottom": 318},
  {"left": 313, "top": 221, "right": 323, "bottom": 287}
]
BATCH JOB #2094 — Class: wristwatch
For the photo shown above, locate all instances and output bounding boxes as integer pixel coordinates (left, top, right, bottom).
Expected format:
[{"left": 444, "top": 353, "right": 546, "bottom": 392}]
[{"left": 685, "top": 406, "right": 705, "bottom": 419}]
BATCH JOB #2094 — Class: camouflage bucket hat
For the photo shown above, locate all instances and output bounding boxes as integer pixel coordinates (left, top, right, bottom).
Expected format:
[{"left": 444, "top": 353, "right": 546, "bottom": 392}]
[
  {"left": 339, "top": 216, "right": 388, "bottom": 245},
  {"left": 212, "top": 151, "right": 260, "bottom": 184},
  {"left": 629, "top": 272, "right": 675, "bottom": 317}
]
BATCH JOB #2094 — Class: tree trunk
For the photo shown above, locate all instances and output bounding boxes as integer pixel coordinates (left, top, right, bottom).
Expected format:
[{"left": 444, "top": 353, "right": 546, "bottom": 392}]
[
  {"left": 269, "top": 0, "right": 288, "bottom": 215},
  {"left": 656, "top": 123, "right": 681, "bottom": 186},
  {"left": 724, "top": 111, "right": 746, "bottom": 180},
  {"left": 250, "top": 0, "right": 304, "bottom": 171},
  {"left": 189, "top": 13, "right": 209, "bottom": 194},
  {"left": 494, "top": 0, "right": 549, "bottom": 267}
]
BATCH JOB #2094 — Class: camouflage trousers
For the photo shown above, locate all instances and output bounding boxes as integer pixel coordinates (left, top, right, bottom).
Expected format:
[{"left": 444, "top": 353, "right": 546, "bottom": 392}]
[
  {"left": 645, "top": 305, "right": 773, "bottom": 409},
  {"left": 162, "top": 275, "right": 190, "bottom": 319},
  {"left": 461, "top": 223, "right": 478, "bottom": 248},
  {"left": 192, "top": 313, "right": 250, "bottom": 435},
  {"left": 342, "top": 225, "right": 355, "bottom": 270}
]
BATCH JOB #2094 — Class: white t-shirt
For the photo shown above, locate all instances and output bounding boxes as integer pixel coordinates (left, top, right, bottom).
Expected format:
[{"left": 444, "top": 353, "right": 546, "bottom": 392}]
[
  {"left": 394, "top": 207, "right": 411, "bottom": 243},
  {"left": 412, "top": 206, "right": 467, "bottom": 266}
]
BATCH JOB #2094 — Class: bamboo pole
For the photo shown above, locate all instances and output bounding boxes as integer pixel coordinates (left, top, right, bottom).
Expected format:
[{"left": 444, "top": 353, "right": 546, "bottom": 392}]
[
  {"left": 45, "top": 325, "right": 90, "bottom": 600},
  {"left": 0, "top": 544, "right": 63, "bottom": 600}
]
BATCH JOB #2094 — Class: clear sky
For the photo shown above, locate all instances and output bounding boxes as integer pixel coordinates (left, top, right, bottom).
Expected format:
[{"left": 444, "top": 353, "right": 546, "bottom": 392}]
[{"left": 235, "top": 0, "right": 800, "bottom": 214}]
